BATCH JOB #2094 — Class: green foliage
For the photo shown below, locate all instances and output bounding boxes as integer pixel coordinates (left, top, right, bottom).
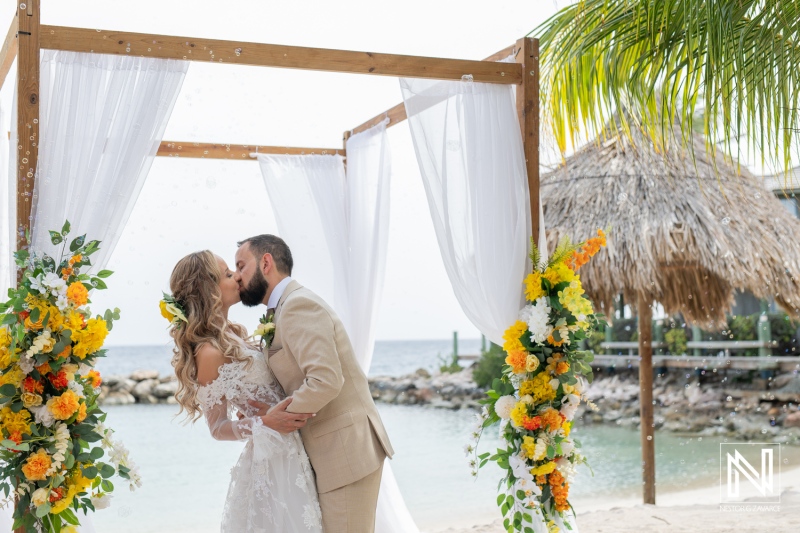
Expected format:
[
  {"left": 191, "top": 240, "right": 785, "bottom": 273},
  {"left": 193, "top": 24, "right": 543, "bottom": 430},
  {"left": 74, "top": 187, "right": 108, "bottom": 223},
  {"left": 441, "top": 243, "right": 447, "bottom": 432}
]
[
  {"left": 611, "top": 318, "right": 637, "bottom": 342},
  {"left": 472, "top": 343, "right": 506, "bottom": 388},
  {"left": 437, "top": 352, "right": 461, "bottom": 374},
  {"left": 664, "top": 328, "right": 688, "bottom": 355},
  {"left": 586, "top": 330, "right": 605, "bottom": 354},
  {"left": 768, "top": 313, "right": 799, "bottom": 355},
  {"left": 533, "top": 0, "right": 800, "bottom": 172}
]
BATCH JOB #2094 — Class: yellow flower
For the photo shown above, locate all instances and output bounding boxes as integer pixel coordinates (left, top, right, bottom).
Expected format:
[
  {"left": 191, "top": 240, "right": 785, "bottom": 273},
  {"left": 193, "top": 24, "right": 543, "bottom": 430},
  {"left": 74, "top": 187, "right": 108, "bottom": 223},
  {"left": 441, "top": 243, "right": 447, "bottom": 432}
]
[
  {"left": 524, "top": 271, "right": 545, "bottom": 301},
  {"left": 72, "top": 317, "right": 109, "bottom": 359},
  {"left": 525, "top": 354, "right": 540, "bottom": 373},
  {"left": 542, "top": 267, "right": 561, "bottom": 287},
  {"left": 0, "top": 327, "right": 12, "bottom": 348},
  {"left": 502, "top": 321, "right": 528, "bottom": 354},
  {"left": 562, "top": 421, "right": 572, "bottom": 437},
  {"left": 0, "top": 367, "right": 24, "bottom": 388},
  {"left": 524, "top": 372, "right": 557, "bottom": 404},
  {"left": 159, "top": 300, "right": 175, "bottom": 322},
  {"left": 61, "top": 363, "right": 79, "bottom": 380},
  {"left": 510, "top": 402, "right": 529, "bottom": 428},
  {"left": 47, "top": 390, "right": 80, "bottom": 420},
  {"left": 0, "top": 406, "right": 31, "bottom": 434},
  {"left": 65, "top": 310, "right": 84, "bottom": 333},
  {"left": 21, "top": 448, "right": 51, "bottom": 481},
  {"left": 21, "top": 392, "right": 42, "bottom": 409},
  {"left": 50, "top": 494, "right": 73, "bottom": 514},
  {"left": 75, "top": 402, "right": 87, "bottom": 423},
  {"left": 521, "top": 436, "right": 537, "bottom": 459},
  {"left": 531, "top": 461, "right": 557, "bottom": 476}
]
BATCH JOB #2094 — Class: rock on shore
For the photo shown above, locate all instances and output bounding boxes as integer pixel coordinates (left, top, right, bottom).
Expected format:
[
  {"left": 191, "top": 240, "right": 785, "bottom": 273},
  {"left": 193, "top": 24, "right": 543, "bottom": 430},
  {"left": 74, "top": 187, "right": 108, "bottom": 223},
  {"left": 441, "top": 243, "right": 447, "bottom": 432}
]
[
  {"left": 99, "top": 371, "right": 178, "bottom": 406},
  {"left": 367, "top": 366, "right": 800, "bottom": 444}
]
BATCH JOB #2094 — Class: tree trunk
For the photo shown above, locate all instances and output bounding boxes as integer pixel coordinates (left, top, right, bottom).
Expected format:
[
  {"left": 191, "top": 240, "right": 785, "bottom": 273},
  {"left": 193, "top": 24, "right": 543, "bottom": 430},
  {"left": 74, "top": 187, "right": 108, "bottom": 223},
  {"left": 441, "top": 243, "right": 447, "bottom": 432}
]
[{"left": 637, "top": 292, "right": 656, "bottom": 504}]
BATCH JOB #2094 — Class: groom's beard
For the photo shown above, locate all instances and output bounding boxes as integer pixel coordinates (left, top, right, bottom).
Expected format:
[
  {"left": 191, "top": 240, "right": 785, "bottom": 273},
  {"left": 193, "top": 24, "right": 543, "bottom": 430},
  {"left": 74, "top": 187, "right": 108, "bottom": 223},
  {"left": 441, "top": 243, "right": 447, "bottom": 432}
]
[{"left": 239, "top": 270, "right": 269, "bottom": 307}]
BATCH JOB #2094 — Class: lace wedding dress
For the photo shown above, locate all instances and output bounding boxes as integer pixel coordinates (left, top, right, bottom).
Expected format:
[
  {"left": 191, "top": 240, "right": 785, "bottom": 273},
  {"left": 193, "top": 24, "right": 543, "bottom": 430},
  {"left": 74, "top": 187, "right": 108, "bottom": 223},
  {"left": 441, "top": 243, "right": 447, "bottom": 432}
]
[{"left": 196, "top": 342, "right": 323, "bottom": 532}]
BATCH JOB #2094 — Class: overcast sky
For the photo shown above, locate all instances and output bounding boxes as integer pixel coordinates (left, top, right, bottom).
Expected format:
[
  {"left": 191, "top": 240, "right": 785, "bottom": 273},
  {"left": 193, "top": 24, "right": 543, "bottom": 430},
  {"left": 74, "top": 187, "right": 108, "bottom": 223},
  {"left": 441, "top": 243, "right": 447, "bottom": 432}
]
[{"left": 0, "top": 0, "right": 566, "bottom": 345}]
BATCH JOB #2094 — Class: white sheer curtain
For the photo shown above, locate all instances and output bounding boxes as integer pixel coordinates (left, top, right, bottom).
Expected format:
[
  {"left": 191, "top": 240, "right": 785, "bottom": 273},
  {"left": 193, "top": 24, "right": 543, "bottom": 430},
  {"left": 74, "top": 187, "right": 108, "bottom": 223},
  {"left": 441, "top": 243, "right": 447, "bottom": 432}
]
[
  {"left": 29, "top": 50, "right": 187, "bottom": 268},
  {"left": 257, "top": 121, "right": 419, "bottom": 533},
  {"left": 400, "top": 77, "right": 533, "bottom": 346}
]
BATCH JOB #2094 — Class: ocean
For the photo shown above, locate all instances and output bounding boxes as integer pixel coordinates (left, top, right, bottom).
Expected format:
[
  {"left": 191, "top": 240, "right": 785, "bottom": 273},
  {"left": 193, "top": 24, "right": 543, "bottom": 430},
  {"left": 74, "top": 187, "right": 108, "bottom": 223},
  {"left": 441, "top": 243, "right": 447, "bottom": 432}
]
[{"left": 84, "top": 342, "right": 799, "bottom": 532}]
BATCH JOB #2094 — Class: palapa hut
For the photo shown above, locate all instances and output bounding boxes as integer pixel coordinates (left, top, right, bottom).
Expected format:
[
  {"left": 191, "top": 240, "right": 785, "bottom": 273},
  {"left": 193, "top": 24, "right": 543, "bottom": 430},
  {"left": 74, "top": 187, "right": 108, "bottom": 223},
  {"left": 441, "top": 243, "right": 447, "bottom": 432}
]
[{"left": 541, "top": 121, "right": 800, "bottom": 504}]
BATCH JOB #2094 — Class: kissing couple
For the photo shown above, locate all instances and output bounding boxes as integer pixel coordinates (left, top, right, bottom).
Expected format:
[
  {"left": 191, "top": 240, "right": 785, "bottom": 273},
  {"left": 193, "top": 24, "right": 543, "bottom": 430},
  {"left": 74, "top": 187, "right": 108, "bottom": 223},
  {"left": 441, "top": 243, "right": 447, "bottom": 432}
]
[{"left": 162, "top": 234, "right": 394, "bottom": 532}]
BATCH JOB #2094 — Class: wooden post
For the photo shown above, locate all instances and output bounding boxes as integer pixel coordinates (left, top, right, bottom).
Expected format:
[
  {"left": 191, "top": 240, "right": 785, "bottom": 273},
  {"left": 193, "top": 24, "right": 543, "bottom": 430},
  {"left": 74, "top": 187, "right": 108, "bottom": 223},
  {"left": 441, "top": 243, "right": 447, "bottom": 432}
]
[
  {"left": 637, "top": 293, "right": 656, "bottom": 505},
  {"left": 453, "top": 331, "right": 459, "bottom": 359},
  {"left": 515, "top": 37, "right": 539, "bottom": 245},
  {"left": 15, "top": 0, "right": 40, "bottom": 268}
]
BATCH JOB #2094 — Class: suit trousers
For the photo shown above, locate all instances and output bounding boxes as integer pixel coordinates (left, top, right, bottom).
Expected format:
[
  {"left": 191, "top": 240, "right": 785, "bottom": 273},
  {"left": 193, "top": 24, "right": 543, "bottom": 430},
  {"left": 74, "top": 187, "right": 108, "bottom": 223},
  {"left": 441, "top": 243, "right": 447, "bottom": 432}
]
[{"left": 318, "top": 462, "right": 384, "bottom": 533}]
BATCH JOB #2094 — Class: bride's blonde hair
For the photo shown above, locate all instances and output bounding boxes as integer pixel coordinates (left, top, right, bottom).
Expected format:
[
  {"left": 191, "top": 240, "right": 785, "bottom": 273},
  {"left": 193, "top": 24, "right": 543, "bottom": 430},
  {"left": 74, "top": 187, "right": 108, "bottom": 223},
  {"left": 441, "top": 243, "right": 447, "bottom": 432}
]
[{"left": 168, "top": 250, "right": 251, "bottom": 422}]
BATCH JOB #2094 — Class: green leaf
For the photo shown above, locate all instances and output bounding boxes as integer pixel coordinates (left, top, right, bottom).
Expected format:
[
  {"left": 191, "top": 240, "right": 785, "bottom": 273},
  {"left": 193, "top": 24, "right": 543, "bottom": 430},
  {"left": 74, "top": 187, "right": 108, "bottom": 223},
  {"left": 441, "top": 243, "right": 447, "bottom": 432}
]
[
  {"left": 49, "top": 231, "right": 63, "bottom": 246},
  {"left": 34, "top": 503, "right": 51, "bottom": 517},
  {"left": 0, "top": 384, "right": 17, "bottom": 397},
  {"left": 61, "top": 220, "right": 71, "bottom": 236},
  {"left": 69, "top": 235, "right": 86, "bottom": 252},
  {"left": 60, "top": 508, "right": 79, "bottom": 525},
  {"left": 89, "top": 447, "right": 104, "bottom": 460},
  {"left": 99, "top": 463, "right": 115, "bottom": 478},
  {"left": 91, "top": 278, "right": 107, "bottom": 290},
  {"left": 100, "top": 479, "right": 114, "bottom": 492},
  {"left": 81, "top": 465, "right": 98, "bottom": 479},
  {"left": 96, "top": 270, "right": 113, "bottom": 278}
]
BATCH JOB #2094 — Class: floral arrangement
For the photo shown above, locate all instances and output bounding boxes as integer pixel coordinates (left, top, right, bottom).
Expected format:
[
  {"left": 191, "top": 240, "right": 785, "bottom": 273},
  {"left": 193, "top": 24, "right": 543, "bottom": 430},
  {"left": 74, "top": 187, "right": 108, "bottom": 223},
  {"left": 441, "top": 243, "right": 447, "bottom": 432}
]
[
  {"left": 467, "top": 230, "right": 607, "bottom": 533},
  {"left": 0, "top": 221, "right": 140, "bottom": 532},
  {"left": 253, "top": 312, "right": 276, "bottom": 348},
  {"left": 159, "top": 293, "right": 187, "bottom": 328}
]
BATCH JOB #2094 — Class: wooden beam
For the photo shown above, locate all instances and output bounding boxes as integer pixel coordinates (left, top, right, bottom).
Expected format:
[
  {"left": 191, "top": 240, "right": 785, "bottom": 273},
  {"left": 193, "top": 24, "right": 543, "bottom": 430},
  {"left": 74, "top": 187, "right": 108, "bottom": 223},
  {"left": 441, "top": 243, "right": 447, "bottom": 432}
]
[
  {"left": 348, "top": 42, "right": 522, "bottom": 137},
  {"left": 157, "top": 141, "right": 344, "bottom": 160},
  {"left": 15, "top": 0, "right": 39, "bottom": 257},
  {"left": 637, "top": 293, "right": 657, "bottom": 505},
  {"left": 0, "top": 17, "right": 18, "bottom": 91},
  {"left": 39, "top": 26, "right": 522, "bottom": 85},
  {"left": 516, "top": 37, "right": 540, "bottom": 247}
]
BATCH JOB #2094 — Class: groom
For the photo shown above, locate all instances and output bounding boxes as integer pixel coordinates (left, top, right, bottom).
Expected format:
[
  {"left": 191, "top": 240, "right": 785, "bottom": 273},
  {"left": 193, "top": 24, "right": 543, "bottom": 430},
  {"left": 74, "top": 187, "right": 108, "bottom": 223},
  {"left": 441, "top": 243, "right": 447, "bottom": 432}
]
[{"left": 234, "top": 234, "right": 394, "bottom": 533}]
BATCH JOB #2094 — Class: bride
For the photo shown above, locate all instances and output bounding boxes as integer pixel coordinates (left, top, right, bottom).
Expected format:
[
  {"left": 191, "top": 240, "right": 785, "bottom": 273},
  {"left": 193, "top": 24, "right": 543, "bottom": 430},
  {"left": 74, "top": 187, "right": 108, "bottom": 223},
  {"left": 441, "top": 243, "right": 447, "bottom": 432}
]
[{"left": 166, "top": 250, "right": 322, "bottom": 532}]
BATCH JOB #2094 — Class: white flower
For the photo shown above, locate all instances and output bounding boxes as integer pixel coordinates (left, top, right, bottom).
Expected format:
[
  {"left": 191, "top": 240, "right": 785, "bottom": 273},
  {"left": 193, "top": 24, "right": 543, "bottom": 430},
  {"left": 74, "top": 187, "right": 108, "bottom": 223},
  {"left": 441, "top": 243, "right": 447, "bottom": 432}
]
[
  {"left": 68, "top": 380, "right": 85, "bottom": 398},
  {"left": 518, "top": 304, "right": 533, "bottom": 324},
  {"left": 549, "top": 378, "right": 560, "bottom": 391},
  {"left": 520, "top": 394, "right": 534, "bottom": 405},
  {"left": 254, "top": 322, "right": 275, "bottom": 337},
  {"left": 91, "top": 493, "right": 112, "bottom": 509},
  {"left": 556, "top": 456, "right": 577, "bottom": 482},
  {"left": 560, "top": 438, "right": 575, "bottom": 457},
  {"left": 42, "top": 272, "right": 66, "bottom": 291},
  {"left": 527, "top": 298, "right": 553, "bottom": 344},
  {"left": 533, "top": 438, "right": 548, "bottom": 461},
  {"left": 29, "top": 274, "right": 46, "bottom": 294},
  {"left": 495, "top": 395, "right": 517, "bottom": 420},
  {"left": 30, "top": 405, "right": 55, "bottom": 428},
  {"left": 31, "top": 488, "right": 49, "bottom": 507},
  {"left": 509, "top": 454, "right": 534, "bottom": 484},
  {"left": 560, "top": 393, "right": 581, "bottom": 420},
  {"left": 18, "top": 355, "right": 34, "bottom": 375},
  {"left": 463, "top": 443, "right": 475, "bottom": 456}
]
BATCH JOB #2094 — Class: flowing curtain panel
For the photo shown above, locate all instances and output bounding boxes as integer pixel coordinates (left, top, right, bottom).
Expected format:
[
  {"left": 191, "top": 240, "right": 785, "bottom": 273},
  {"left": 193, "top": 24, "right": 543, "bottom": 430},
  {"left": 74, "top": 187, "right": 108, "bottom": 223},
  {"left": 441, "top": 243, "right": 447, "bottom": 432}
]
[
  {"left": 29, "top": 50, "right": 188, "bottom": 269},
  {"left": 257, "top": 121, "right": 419, "bottom": 533},
  {"left": 400, "top": 77, "right": 533, "bottom": 346}
]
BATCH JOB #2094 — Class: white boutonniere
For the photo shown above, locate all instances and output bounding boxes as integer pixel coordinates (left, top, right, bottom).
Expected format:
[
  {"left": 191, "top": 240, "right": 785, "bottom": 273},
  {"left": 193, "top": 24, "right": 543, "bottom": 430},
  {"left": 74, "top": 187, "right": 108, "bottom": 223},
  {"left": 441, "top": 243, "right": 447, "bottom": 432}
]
[{"left": 254, "top": 313, "right": 276, "bottom": 348}]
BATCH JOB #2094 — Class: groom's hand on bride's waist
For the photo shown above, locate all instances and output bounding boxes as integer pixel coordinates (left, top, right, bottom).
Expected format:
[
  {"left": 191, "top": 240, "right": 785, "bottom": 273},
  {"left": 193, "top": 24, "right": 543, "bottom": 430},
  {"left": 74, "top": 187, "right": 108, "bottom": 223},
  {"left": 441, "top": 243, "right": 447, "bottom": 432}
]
[{"left": 248, "top": 397, "right": 315, "bottom": 434}]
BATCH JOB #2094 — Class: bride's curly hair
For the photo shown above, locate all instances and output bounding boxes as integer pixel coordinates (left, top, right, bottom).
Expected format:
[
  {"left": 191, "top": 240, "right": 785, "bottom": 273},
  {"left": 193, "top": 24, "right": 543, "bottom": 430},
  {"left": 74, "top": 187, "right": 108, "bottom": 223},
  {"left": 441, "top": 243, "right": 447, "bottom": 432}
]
[{"left": 168, "top": 250, "right": 252, "bottom": 423}]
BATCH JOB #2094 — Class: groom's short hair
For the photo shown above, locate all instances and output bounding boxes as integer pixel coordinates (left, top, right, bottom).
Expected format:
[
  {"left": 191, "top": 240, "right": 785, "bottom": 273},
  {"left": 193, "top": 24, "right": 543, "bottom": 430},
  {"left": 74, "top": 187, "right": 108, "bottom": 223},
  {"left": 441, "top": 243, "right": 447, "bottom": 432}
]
[{"left": 237, "top": 234, "right": 294, "bottom": 275}]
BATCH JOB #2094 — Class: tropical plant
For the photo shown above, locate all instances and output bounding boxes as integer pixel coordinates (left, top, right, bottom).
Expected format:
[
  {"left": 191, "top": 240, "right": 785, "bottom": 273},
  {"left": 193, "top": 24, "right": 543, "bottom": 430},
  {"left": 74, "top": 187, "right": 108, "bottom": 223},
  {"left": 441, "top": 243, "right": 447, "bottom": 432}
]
[
  {"left": 533, "top": 0, "right": 800, "bottom": 171},
  {"left": 473, "top": 343, "right": 506, "bottom": 388}
]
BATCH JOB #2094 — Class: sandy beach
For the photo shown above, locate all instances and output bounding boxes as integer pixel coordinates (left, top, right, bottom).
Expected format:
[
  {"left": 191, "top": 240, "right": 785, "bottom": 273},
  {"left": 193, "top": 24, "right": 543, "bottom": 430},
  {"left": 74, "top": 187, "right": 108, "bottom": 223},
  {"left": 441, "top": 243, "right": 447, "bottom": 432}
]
[{"left": 435, "top": 466, "right": 800, "bottom": 533}]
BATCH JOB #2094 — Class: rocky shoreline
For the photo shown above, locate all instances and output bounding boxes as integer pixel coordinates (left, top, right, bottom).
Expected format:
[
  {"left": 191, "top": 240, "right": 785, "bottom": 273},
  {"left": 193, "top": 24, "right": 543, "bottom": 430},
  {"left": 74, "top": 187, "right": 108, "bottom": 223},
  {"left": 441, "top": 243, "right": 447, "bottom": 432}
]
[{"left": 98, "top": 365, "right": 800, "bottom": 443}]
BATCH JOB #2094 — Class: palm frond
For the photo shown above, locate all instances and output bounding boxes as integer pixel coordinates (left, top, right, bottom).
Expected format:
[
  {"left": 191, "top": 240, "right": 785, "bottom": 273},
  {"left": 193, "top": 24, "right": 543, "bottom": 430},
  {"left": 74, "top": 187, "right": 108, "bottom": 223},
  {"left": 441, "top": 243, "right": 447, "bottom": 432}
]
[
  {"left": 533, "top": 0, "right": 800, "bottom": 173},
  {"left": 529, "top": 236, "right": 542, "bottom": 271}
]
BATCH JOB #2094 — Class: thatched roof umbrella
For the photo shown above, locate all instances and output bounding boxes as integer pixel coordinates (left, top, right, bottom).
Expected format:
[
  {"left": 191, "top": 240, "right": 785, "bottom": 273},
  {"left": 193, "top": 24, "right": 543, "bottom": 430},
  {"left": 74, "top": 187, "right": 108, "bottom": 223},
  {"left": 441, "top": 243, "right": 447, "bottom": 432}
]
[{"left": 541, "top": 122, "right": 800, "bottom": 504}]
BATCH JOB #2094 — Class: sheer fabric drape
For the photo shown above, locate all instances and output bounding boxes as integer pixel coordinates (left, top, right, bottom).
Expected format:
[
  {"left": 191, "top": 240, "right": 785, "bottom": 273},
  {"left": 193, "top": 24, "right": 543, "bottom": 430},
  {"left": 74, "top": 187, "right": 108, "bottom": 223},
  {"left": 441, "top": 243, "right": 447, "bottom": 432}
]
[
  {"left": 0, "top": 105, "right": 11, "bottom": 298},
  {"left": 399, "top": 77, "right": 533, "bottom": 346},
  {"left": 257, "top": 121, "right": 419, "bottom": 533},
  {"left": 29, "top": 50, "right": 187, "bottom": 268}
]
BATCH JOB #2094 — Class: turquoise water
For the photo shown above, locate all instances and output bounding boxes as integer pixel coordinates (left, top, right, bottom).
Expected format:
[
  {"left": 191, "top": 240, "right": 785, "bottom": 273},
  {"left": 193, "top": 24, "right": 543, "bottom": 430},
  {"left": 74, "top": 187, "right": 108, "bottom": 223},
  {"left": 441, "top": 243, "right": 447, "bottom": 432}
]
[{"left": 89, "top": 403, "right": 800, "bottom": 532}]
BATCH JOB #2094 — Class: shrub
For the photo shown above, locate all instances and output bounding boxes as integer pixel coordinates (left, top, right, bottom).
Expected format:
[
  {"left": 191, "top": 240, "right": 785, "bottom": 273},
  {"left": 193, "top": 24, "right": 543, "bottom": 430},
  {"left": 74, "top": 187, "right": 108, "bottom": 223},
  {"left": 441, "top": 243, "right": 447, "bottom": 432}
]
[
  {"left": 768, "top": 313, "right": 799, "bottom": 355},
  {"left": 611, "top": 318, "right": 638, "bottom": 342},
  {"left": 437, "top": 351, "right": 461, "bottom": 374},
  {"left": 586, "top": 330, "right": 606, "bottom": 354},
  {"left": 473, "top": 342, "right": 506, "bottom": 388},
  {"left": 727, "top": 315, "right": 757, "bottom": 356},
  {"left": 664, "top": 328, "right": 688, "bottom": 355}
]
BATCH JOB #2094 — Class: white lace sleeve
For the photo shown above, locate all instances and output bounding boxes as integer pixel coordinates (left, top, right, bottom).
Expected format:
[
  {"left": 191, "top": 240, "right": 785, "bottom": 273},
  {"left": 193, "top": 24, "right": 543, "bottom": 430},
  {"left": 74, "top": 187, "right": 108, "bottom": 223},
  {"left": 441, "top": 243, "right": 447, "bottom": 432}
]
[{"left": 197, "top": 364, "right": 258, "bottom": 442}]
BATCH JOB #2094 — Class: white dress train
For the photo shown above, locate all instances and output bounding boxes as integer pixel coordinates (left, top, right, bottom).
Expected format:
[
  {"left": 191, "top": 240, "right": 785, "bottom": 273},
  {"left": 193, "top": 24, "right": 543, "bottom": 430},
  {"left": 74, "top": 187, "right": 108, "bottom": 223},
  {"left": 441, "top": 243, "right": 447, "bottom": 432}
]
[{"left": 196, "top": 343, "right": 323, "bottom": 532}]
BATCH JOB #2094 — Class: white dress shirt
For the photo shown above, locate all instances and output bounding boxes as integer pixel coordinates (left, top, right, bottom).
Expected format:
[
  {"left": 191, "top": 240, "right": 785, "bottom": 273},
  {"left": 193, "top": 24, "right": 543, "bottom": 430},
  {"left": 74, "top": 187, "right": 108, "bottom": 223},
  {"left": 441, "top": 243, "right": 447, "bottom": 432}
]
[{"left": 267, "top": 276, "right": 293, "bottom": 310}]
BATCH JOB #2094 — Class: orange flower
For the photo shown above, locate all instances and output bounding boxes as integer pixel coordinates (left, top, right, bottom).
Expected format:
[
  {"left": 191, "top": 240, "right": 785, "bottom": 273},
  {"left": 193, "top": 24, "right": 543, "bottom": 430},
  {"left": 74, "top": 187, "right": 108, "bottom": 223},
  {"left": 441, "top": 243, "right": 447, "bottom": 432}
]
[
  {"left": 61, "top": 267, "right": 73, "bottom": 280},
  {"left": 535, "top": 474, "right": 547, "bottom": 486},
  {"left": 21, "top": 449, "right": 51, "bottom": 481},
  {"left": 8, "top": 430, "right": 22, "bottom": 445},
  {"left": 504, "top": 350, "right": 528, "bottom": 374},
  {"left": 66, "top": 282, "right": 89, "bottom": 307},
  {"left": 555, "top": 361, "right": 570, "bottom": 375},
  {"left": 47, "top": 371, "right": 69, "bottom": 390},
  {"left": 521, "top": 415, "right": 542, "bottom": 431},
  {"left": 541, "top": 408, "right": 563, "bottom": 432},
  {"left": 75, "top": 402, "right": 87, "bottom": 423},
  {"left": 35, "top": 363, "right": 52, "bottom": 375},
  {"left": 49, "top": 487, "right": 65, "bottom": 503},
  {"left": 57, "top": 346, "right": 72, "bottom": 359},
  {"left": 85, "top": 370, "right": 102, "bottom": 388},
  {"left": 46, "top": 390, "right": 80, "bottom": 420},
  {"left": 549, "top": 470, "right": 571, "bottom": 512},
  {"left": 22, "top": 376, "right": 44, "bottom": 394},
  {"left": 68, "top": 254, "right": 82, "bottom": 266}
]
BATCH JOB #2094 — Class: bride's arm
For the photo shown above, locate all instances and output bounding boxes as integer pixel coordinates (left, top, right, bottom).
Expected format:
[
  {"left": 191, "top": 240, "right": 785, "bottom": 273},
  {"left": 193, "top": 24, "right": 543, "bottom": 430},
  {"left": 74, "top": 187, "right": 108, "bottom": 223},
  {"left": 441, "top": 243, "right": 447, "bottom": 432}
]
[{"left": 196, "top": 344, "right": 257, "bottom": 441}]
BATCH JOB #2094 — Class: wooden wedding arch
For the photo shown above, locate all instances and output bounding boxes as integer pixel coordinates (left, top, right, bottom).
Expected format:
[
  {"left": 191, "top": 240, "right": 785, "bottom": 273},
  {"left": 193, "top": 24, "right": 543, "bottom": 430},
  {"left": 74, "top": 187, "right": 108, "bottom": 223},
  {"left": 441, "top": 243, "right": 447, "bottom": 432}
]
[{"left": 0, "top": 0, "right": 660, "bottom": 520}]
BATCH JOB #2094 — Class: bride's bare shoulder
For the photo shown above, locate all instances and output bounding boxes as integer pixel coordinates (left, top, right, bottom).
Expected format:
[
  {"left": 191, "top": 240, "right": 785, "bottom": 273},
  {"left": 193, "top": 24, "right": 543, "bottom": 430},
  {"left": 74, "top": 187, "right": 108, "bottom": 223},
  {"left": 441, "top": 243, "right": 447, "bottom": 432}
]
[{"left": 195, "top": 343, "right": 228, "bottom": 386}]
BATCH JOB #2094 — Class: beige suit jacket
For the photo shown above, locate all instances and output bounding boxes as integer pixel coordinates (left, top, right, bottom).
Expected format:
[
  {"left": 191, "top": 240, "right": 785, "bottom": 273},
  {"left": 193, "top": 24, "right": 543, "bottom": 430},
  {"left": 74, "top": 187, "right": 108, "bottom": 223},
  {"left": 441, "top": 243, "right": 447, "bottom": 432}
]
[{"left": 266, "top": 280, "right": 394, "bottom": 494}]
